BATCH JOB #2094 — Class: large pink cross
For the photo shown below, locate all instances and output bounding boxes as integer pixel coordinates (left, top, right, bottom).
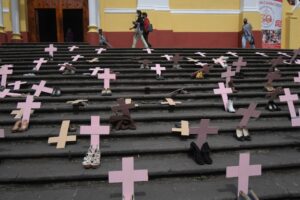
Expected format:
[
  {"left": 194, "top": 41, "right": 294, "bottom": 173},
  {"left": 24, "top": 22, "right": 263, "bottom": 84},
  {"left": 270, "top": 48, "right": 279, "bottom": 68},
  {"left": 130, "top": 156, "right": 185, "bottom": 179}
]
[
  {"left": 236, "top": 103, "right": 261, "bottom": 128},
  {"left": 68, "top": 45, "right": 79, "bottom": 52},
  {"left": 72, "top": 55, "right": 84, "bottom": 62},
  {"left": 213, "top": 82, "right": 232, "bottom": 110},
  {"left": 0, "top": 89, "right": 21, "bottom": 98},
  {"left": 151, "top": 64, "right": 166, "bottom": 76},
  {"left": 89, "top": 67, "right": 104, "bottom": 76},
  {"left": 44, "top": 44, "right": 57, "bottom": 57},
  {"left": 226, "top": 153, "right": 261, "bottom": 196},
  {"left": 189, "top": 119, "right": 218, "bottom": 148},
  {"left": 0, "top": 65, "right": 13, "bottom": 87},
  {"left": 33, "top": 58, "right": 47, "bottom": 71},
  {"left": 17, "top": 95, "right": 41, "bottom": 122},
  {"left": 97, "top": 68, "right": 116, "bottom": 89},
  {"left": 0, "top": 129, "right": 4, "bottom": 138},
  {"left": 80, "top": 116, "right": 110, "bottom": 148},
  {"left": 232, "top": 57, "right": 247, "bottom": 73},
  {"left": 31, "top": 80, "right": 54, "bottom": 97},
  {"left": 109, "top": 157, "right": 148, "bottom": 200},
  {"left": 266, "top": 71, "right": 281, "bottom": 84},
  {"left": 294, "top": 72, "right": 300, "bottom": 83},
  {"left": 221, "top": 66, "right": 236, "bottom": 87},
  {"left": 112, "top": 98, "right": 135, "bottom": 116},
  {"left": 279, "top": 88, "right": 299, "bottom": 118},
  {"left": 8, "top": 81, "right": 26, "bottom": 90},
  {"left": 95, "top": 48, "right": 107, "bottom": 54}
]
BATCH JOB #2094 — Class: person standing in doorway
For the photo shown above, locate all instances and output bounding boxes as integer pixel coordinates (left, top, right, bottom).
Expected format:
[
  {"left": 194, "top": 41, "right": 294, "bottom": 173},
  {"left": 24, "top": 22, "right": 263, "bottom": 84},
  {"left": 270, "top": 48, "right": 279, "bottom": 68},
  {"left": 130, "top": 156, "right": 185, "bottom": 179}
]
[
  {"left": 142, "top": 12, "right": 152, "bottom": 48},
  {"left": 130, "top": 10, "right": 148, "bottom": 48},
  {"left": 242, "top": 18, "right": 255, "bottom": 49}
]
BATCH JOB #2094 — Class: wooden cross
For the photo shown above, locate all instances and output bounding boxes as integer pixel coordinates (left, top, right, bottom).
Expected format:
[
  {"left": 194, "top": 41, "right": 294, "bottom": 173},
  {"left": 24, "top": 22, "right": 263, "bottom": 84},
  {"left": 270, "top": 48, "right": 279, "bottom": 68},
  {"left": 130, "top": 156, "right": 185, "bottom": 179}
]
[
  {"left": 221, "top": 66, "right": 236, "bottom": 87},
  {"left": 172, "top": 53, "right": 183, "bottom": 64},
  {"left": 11, "top": 109, "right": 34, "bottom": 119},
  {"left": 66, "top": 99, "right": 88, "bottom": 105},
  {"left": 186, "top": 57, "right": 199, "bottom": 63},
  {"left": 266, "top": 71, "right": 281, "bottom": 84},
  {"left": 161, "top": 98, "right": 182, "bottom": 106},
  {"left": 112, "top": 98, "right": 135, "bottom": 116},
  {"left": 48, "top": 120, "right": 77, "bottom": 149},
  {"left": 172, "top": 120, "right": 190, "bottom": 136},
  {"left": 138, "top": 59, "right": 152, "bottom": 65},
  {"left": 236, "top": 103, "right": 261, "bottom": 128},
  {"left": 270, "top": 56, "right": 284, "bottom": 68},
  {"left": 232, "top": 57, "right": 247, "bottom": 73},
  {"left": 87, "top": 58, "right": 100, "bottom": 63}
]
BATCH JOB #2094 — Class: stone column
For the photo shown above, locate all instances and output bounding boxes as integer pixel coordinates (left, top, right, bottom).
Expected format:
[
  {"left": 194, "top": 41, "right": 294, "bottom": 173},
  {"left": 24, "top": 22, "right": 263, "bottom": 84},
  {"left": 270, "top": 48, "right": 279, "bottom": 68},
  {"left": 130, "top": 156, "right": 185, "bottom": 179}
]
[
  {"left": 0, "top": 0, "right": 6, "bottom": 44},
  {"left": 11, "top": 0, "right": 21, "bottom": 41},
  {"left": 87, "top": 0, "right": 99, "bottom": 45}
]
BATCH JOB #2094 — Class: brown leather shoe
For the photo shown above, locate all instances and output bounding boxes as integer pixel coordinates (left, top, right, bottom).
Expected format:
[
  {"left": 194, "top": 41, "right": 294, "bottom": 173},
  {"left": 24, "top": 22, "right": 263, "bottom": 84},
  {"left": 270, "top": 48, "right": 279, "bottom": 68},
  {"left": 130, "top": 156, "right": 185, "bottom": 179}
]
[
  {"left": 12, "top": 120, "right": 22, "bottom": 133},
  {"left": 19, "top": 120, "right": 29, "bottom": 132}
]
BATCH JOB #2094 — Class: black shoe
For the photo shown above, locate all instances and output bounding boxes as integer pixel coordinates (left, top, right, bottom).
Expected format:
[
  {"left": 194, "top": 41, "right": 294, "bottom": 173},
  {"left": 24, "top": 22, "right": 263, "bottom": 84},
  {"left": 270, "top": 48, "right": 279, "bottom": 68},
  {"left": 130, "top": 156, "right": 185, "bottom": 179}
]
[
  {"left": 201, "top": 142, "right": 213, "bottom": 165},
  {"left": 51, "top": 87, "right": 61, "bottom": 97},
  {"left": 144, "top": 87, "right": 150, "bottom": 94},
  {"left": 235, "top": 128, "right": 244, "bottom": 141},
  {"left": 265, "top": 101, "right": 274, "bottom": 111},
  {"left": 190, "top": 142, "right": 205, "bottom": 165},
  {"left": 271, "top": 102, "right": 281, "bottom": 111}
]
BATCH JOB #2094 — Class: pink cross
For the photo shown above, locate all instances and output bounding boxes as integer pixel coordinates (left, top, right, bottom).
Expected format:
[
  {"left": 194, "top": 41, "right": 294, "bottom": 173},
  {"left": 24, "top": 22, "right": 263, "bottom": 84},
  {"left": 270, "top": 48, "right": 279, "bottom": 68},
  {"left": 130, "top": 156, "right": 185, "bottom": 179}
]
[
  {"left": 58, "top": 62, "right": 74, "bottom": 71},
  {"left": 95, "top": 48, "right": 107, "bottom": 54},
  {"left": 221, "top": 66, "right": 236, "bottom": 87},
  {"left": 0, "top": 65, "right": 13, "bottom": 87},
  {"left": 31, "top": 80, "right": 54, "bottom": 97},
  {"left": 190, "top": 119, "right": 218, "bottom": 148},
  {"left": 236, "top": 103, "right": 261, "bottom": 128},
  {"left": 80, "top": 116, "right": 110, "bottom": 148},
  {"left": 279, "top": 88, "right": 299, "bottom": 118},
  {"left": 233, "top": 57, "right": 247, "bottom": 73},
  {"left": 296, "top": 60, "right": 300, "bottom": 65},
  {"left": 112, "top": 98, "right": 135, "bottom": 116},
  {"left": 17, "top": 95, "right": 41, "bottom": 122},
  {"left": 143, "top": 48, "right": 154, "bottom": 54},
  {"left": 71, "top": 55, "right": 84, "bottom": 62},
  {"left": 89, "top": 67, "right": 104, "bottom": 76},
  {"left": 33, "top": 58, "right": 47, "bottom": 71},
  {"left": 226, "top": 51, "right": 238, "bottom": 57},
  {"left": 8, "top": 81, "right": 26, "bottom": 90},
  {"left": 266, "top": 71, "right": 281, "bottom": 84},
  {"left": 0, "top": 89, "right": 21, "bottom": 98},
  {"left": 44, "top": 44, "right": 57, "bottom": 57},
  {"left": 290, "top": 48, "right": 300, "bottom": 63},
  {"left": 0, "top": 129, "right": 4, "bottom": 138},
  {"left": 213, "top": 82, "right": 232, "bottom": 110},
  {"left": 195, "top": 52, "right": 206, "bottom": 57},
  {"left": 213, "top": 56, "right": 228, "bottom": 68},
  {"left": 292, "top": 116, "right": 300, "bottom": 127},
  {"left": 161, "top": 54, "right": 173, "bottom": 61},
  {"left": 109, "top": 157, "right": 148, "bottom": 200},
  {"left": 294, "top": 72, "right": 300, "bottom": 83},
  {"left": 196, "top": 62, "right": 208, "bottom": 67},
  {"left": 97, "top": 68, "right": 116, "bottom": 89},
  {"left": 226, "top": 153, "right": 261, "bottom": 196},
  {"left": 68, "top": 45, "right": 79, "bottom": 52},
  {"left": 151, "top": 64, "right": 166, "bottom": 76}
]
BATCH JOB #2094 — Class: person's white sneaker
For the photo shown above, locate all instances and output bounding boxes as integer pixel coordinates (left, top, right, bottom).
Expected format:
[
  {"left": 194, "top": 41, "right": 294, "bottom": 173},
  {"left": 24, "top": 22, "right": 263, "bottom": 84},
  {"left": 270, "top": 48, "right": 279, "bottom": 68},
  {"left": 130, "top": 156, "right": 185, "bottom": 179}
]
[{"left": 227, "top": 99, "right": 236, "bottom": 113}]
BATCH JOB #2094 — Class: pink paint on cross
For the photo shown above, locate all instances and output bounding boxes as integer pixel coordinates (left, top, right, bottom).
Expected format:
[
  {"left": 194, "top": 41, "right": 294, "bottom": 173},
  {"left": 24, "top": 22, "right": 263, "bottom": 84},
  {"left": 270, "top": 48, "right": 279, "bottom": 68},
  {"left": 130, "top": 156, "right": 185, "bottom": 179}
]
[
  {"left": 97, "top": 68, "right": 116, "bottom": 89},
  {"left": 68, "top": 45, "right": 79, "bottom": 52},
  {"left": 213, "top": 82, "right": 232, "bottom": 110},
  {"left": 190, "top": 119, "right": 218, "bottom": 148},
  {"left": 17, "top": 95, "right": 41, "bottom": 122},
  {"left": 95, "top": 48, "right": 107, "bottom": 54},
  {"left": 266, "top": 71, "right": 281, "bottom": 84},
  {"left": 294, "top": 72, "right": 300, "bottom": 83},
  {"left": 151, "top": 64, "right": 166, "bottom": 76},
  {"left": 143, "top": 48, "right": 154, "bottom": 54},
  {"left": 109, "top": 157, "right": 148, "bottom": 200},
  {"left": 0, "top": 89, "right": 21, "bottom": 98},
  {"left": 44, "top": 44, "right": 57, "bottom": 57},
  {"left": 33, "top": 58, "right": 47, "bottom": 71},
  {"left": 236, "top": 103, "right": 261, "bottom": 128},
  {"left": 233, "top": 57, "right": 247, "bottom": 73},
  {"left": 72, "top": 55, "right": 84, "bottom": 62},
  {"left": 112, "top": 98, "right": 135, "bottom": 116},
  {"left": 279, "top": 88, "right": 299, "bottom": 118},
  {"left": 31, "top": 80, "right": 54, "bottom": 97},
  {"left": 0, "top": 129, "right": 4, "bottom": 138},
  {"left": 221, "top": 66, "right": 236, "bottom": 87},
  {"left": 0, "top": 65, "right": 13, "bottom": 87},
  {"left": 8, "top": 81, "right": 26, "bottom": 90},
  {"left": 80, "top": 116, "right": 110, "bottom": 148},
  {"left": 226, "top": 153, "right": 261, "bottom": 196},
  {"left": 89, "top": 67, "right": 104, "bottom": 76}
]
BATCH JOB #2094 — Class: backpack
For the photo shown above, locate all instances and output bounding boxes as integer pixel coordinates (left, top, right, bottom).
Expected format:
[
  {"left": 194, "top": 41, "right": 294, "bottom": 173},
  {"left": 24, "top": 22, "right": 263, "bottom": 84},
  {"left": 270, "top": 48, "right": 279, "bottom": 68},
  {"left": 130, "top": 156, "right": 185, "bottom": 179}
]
[{"left": 148, "top": 24, "right": 153, "bottom": 32}]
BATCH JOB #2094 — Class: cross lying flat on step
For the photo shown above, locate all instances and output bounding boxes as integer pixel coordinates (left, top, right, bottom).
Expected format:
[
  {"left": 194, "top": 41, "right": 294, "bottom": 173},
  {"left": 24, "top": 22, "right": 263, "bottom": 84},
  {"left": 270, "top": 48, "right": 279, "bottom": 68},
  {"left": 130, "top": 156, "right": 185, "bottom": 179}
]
[
  {"left": 95, "top": 48, "right": 107, "bottom": 54},
  {"left": 255, "top": 52, "right": 268, "bottom": 57},
  {"left": 194, "top": 52, "right": 206, "bottom": 57},
  {"left": 109, "top": 157, "right": 148, "bottom": 200},
  {"left": 151, "top": 64, "right": 166, "bottom": 76},
  {"left": 172, "top": 120, "right": 189, "bottom": 136},
  {"left": 33, "top": 58, "right": 47, "bottom": 71},
  {"left": 31, "top": 80, "right": 54, "bottom": 97},
  {"left": 68, "top": 45, "right": 79, "bottom": 52},
  {"left": 190, "top": 119, "right": 218, "bottom": 148},
  {"left": 226, "top": 153, "right": 261, "bottom": 196},
  {"left": 226, "top": 51, "right": 238, "bottom": 57},
  {"left": 72, "top": 55, "right": 84, "bottom": 62},
  {"left": 0, "top": 89, "right": 21, "bottom": 98},
  {"left": 161, "top": 54, "right": 173, "bottom": 61},
  {"left": 0, "top": 65, "right": 13, "bottom": 87},
  {"left": 11, "top": 109, "right": 34, "bottom": 119},
  {"left": 266, "top": 71, "right": 281, "bottom": 84},
  {"left": 161, "top": 98, "right": 182, "bottom": 106},
  {"left": 232, "top": 57, "right": 247, "bottom": 73},
  {"left": 17, "top": 95, "right": 41, "bottom": 122},
  {"left": 48, "top": 120, "right": 77, "bottom": 149},
  {"left": 112, "top": 98, "right": 135, "bottom": 116},
  {"left": 172, "top": 54, "right": 184, "bottom": 64},
  {"left": 98, "top": 68, "right": 116, "bottom": 89},
  {"left": 213, "top": 56, "right": 228, "bottom": 68},
  {"left": 290, "top": 48, "right": 300, "bottom": 63},
  {"left": 143, "top": 48, "right": 154, "bottom": 54},
  {"left": 186, "top": 57, "right": 199, "bottom": 63},
  {"left": 201, "top": 64, "right": 212, "bottom": 74},
  {"left": 8, "top": 81, "right": 26, "bottom": 90},
  {"left": 236, "top": 103, "right": 261, "bottom": 128},
  {"left": 213, "top": 82, "right": 232, "bottom": 110},
  {"left": 270, "top": 56, "right": 284, "bottom": 68},
  {"left": 279, "top": 88, "right": 299, "bottom": 118},
  {"left": 45, "top": 44, "right": 57, "bottom": 57},
  {"left": 66, "top": 99, "right": 88, "bottom": 105},
  {"left": 87, "top": 57, "right": 100, "bottom": 63},
  {"left": 278, "top": 52, "right": 291, "bottom": 58},
  {"left": 0, "top": 129, "right": 4, "bottom": 138},
  {"left": 89, "top": 67, "right": 104, "bottom": 76},
  {"left": 58, "top": 63, "right": 75, "bottom": 72},
  {"left": 221, "top": 66, "right": 236, "bottom": 87},
  {"left": 294, "top": 72, "right": 300, "bottom": 83}
]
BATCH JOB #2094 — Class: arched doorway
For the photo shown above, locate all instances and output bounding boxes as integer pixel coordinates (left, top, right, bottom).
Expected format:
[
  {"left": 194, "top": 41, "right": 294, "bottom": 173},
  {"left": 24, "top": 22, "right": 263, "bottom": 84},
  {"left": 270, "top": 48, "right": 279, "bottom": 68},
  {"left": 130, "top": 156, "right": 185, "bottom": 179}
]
[{"left": 27, "top": 0, "right": 88, "bottom": 42}]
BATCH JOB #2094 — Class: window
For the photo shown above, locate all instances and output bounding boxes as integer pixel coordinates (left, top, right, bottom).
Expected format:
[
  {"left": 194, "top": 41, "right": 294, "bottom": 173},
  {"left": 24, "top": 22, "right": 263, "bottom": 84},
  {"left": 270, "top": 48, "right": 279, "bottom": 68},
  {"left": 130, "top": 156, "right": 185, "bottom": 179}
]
[{"left": 137, "top": 0, "right": 169, "bottom": 11}]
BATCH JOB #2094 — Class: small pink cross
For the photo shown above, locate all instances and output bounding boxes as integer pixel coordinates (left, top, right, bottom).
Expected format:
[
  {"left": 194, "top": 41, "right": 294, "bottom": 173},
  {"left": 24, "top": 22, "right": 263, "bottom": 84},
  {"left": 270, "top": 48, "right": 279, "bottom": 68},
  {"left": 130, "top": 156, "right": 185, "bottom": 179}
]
[
  {"left": 213, "top": 56, "right": 228, "bottom": 68},
  {"left": 0, "top": 65, "right": 13, "bottom": 87},
  {"left": 194, "top": 52, "right": 206, "bottom": 57},
  {"left": 44, "top": 44, "right": 57, "bottom": 57},
  {"left": 31, "top": 80, "right": 54, "bottom": 97},
  {"left": 161, "top": 54, "right": 173, "bottom": 61},
  {"left": 17, "top": 95, "right": 41, "bottom": 122},
  {"left": 266, "top": 71, "right": 281, "bottom": 84},
  {"left": 33, "top": 58, "right": 47, "bottom": 71},
  {"left": 71, "top": 55, "right": 84, "bottom": 62},
  {"left": 143, "top": 48, "right": 154, "bottom": 54},
  {"left": 279, "top": 88, "right": 299, "bottom": 118},
  {"left": 97, "top": 68, "right": 116, "bottom": 89},
  {"left": 294, "top": 72, "right": 300, "bottom": 83},
  {"left": 80, "top": 116, "right": 110, "bottom": 148},
  {"left": 232, "top": 57, "right": 247, "bottom": 73},
  {"left": 151, "top": 64, "right": 166, "bottom": 76},
  {"left": 296, "top": 60, "right": 300, "bottom": 65},
  {"left": 0, "top": 129, "right": 4, "bottom": 138},
  {"left": 236, "top": 103, "right": 261, "bottom": 128},
  {"left": 221, "top": 66, "right": 236, "bottom": 87},
  {"left": 226, "top": 153, "right": 261, "bottom": 196},
  {"left": 213, "top": 82, "right": 232, "bottom": 110},
  {"left": 109, "top": 157, "right": 148, "bottom": 200},
  {"left": 8, "top": 81, "right": 27, "bottom": 90},
  {"left": 190, "top": 119, "right": 218, "bottom": 148},
  {"left": 0, "top": 89, "right": 21, "bottom": 98},
  {"left": 89, "top": 67, "right": 104, "bottom": 76},
  {"left": 68, "top": 45, "right": 79, "bottom": 52},
  {"left": 95, "top": 48, "right": 107, "bottom": 54}
]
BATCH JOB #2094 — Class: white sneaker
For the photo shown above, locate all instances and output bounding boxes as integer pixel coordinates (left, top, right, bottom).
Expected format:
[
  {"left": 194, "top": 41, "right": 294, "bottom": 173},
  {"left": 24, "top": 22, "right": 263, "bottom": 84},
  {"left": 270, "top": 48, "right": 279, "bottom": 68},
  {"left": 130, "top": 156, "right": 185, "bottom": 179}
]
[
  {"left": 227, "top": 99, "right": 236, "bottom": 113},
  {"left": 91, "top": 146, "right": 101, "bottom": 168},
  {"left": 82, "top": 146, "right": 94, "bottom": 169}
]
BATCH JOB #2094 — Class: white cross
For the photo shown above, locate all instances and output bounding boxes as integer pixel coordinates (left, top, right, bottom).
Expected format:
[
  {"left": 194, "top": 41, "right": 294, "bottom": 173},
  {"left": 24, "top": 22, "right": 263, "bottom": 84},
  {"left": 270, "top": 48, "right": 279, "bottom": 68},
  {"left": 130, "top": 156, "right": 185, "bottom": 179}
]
[
  {"left": 278, "top": 52, "right": 291, "bottom": 58},
  {"left": 68, "top": 46, "right": 79, "bottom": 52},
  {"left": 0, "top": 89, "right": 21, "bottom": 98},
  {"left": 161, "top": 54, "right": 173, "bottom": 61},
  {"left": 8, "top": 81, "right": 27, "bottom": 90},
  {"left": 255, "top": 52, "right": 268, "bottom": 57},
  {"left": 213, "top": 56, "right": 228, "bottom": 68},
  {"left": 195, "top": 62, "right": 208, "bottom": 67},
  {"left": 72, "top": 55, "right": 84, "bottom": 62},
  {"left": 226, "top": 51, "right": 238, "bottom": 57},
  {"left": 89, "top": 67, "right": 104, "bottom": 76},
  {"left": 195, "top": 52, "right": 206, "bottom": 57},
  {"left": 95, "top": 48, "right": 107, "bottom": 55},
  {"left": 44, "top": 44, "right": 57, "bottom": 57},
  {"left": 186, "top": 57, "right": 199, "bottom": 63},
  {"left": 143, "top": 48, "right": 154, "bottom": 54}
]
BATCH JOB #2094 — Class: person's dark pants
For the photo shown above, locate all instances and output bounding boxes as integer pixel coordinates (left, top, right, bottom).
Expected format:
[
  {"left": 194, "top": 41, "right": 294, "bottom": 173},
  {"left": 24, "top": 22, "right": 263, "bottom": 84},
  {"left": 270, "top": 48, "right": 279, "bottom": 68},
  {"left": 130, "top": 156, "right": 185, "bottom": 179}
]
[{"left": 143, "top": 31, "right": 152, "bottom": 48}]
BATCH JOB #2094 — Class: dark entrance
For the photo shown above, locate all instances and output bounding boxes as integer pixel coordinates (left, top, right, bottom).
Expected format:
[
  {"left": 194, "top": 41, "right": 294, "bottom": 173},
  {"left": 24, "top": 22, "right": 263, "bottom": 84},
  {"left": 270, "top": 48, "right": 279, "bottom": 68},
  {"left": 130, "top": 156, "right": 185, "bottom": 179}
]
[
  {"left": 36, "top": 9, "right": 57, "bottom": 42},
  {"left": 63, "top": 9, "right": 84, "bottom": 42}
]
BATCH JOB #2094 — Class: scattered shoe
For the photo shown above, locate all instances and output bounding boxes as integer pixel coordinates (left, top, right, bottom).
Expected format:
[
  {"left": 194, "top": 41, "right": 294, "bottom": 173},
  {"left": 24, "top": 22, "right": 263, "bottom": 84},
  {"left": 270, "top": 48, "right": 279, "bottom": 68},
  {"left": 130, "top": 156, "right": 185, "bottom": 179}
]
[
  {"left": 190, "top": 142, "right": 205, "bottom": 165},
  {"left": 248, "top": 190, "right": 260, "bottom": 200},
  {"left": 235, "top": 128, "right": 244, "bottom": 141},
  {"left": 226, "top": 99, "right": 236, "bottom": 113},
  {"left": 82, "top": 146, "right": 101, "bottom": 169},
  {"left": 201, "top": 142, "right": 213, "bottom": 165},
  {"left": 51, "top": 87, "right": 61, "bottom": 97},
  {"left": 242, "top": 128, "right": 251, "bottom": 141},
  {"left": 11, "top": 120, "right": 22, "bottom": 133}
]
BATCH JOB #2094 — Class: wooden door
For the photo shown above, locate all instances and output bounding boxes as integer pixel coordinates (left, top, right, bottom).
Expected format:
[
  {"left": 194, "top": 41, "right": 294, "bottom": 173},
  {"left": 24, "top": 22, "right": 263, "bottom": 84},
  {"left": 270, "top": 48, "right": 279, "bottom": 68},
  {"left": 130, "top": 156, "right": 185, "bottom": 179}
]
[{"left": 27, "top": 0, "right": 88, "bottom": 42}]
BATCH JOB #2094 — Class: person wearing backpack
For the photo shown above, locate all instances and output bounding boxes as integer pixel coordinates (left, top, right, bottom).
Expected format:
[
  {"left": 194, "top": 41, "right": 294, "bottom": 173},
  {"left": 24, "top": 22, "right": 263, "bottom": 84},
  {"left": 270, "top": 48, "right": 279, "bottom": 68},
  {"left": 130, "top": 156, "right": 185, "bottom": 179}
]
[
  {"left": 130, "top": 10, "right": 149, "bottom": 48},
  {"left": 142, "top": 12, "right": 152, "bottom": 48}
]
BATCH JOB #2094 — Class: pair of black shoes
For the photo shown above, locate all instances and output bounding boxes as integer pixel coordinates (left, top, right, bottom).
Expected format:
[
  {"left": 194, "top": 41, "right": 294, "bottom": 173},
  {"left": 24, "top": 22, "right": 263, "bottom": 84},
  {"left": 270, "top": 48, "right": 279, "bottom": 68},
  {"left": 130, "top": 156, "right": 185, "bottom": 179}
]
[
  {"left": 51, "top": 87, "right": 61, "bottom": 97},
  {"left": 156, "top": 75, "right": 165, "bottom": 80},
  {"left": 265, "top": 100, "right": 281, "bottom": 111},
  {"left": 189, "top": 142, "right": 212, "bottom": 165}
]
